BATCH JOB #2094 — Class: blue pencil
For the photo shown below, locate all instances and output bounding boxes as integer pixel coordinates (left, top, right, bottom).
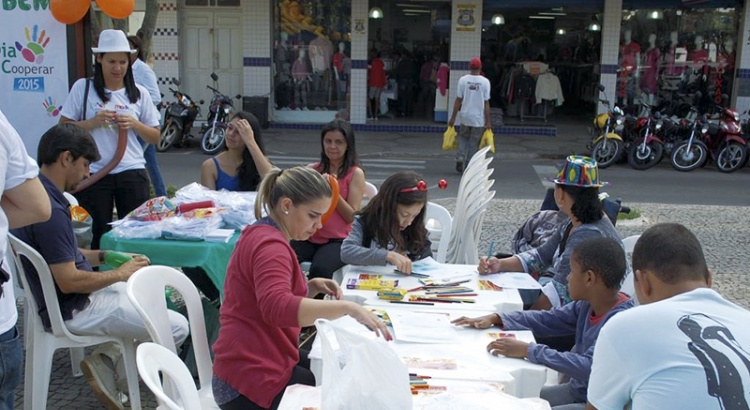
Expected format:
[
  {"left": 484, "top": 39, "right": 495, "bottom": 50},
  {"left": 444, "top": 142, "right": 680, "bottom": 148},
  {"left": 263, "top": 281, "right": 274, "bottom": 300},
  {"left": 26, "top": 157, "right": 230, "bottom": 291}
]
[{"left": 487, "top": 240, "right": 495, "bottom": 258}]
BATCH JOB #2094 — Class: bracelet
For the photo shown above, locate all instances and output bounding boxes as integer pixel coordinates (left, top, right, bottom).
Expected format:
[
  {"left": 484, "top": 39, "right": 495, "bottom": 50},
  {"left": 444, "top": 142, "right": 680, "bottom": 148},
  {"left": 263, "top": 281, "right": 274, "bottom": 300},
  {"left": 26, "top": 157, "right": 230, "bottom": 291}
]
[{"left": 98, "top": 251, "right": 106, "bottom": 264}]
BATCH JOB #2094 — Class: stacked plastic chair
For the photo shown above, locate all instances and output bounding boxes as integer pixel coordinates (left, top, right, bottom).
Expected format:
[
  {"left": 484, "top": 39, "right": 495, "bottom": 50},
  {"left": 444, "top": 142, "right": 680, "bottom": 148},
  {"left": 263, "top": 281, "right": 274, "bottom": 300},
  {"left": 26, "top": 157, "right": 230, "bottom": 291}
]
[{"left": 445, "top": 146, "right": 496, "bottom": 265}]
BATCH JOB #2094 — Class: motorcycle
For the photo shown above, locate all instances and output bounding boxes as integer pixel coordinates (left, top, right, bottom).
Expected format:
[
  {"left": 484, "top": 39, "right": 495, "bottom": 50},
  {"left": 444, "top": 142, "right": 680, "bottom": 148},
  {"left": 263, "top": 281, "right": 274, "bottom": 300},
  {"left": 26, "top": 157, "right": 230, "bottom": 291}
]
[
  {"left": 627, "top": 103, "right": 664, "bottom": 170},
  {"left": 670, "top": 110, "right": 709, "bottom": 172},
  {"left": 711, "top": 106, "right": 748, "bottom": 173},
  {"left": 200, "top": 72, "right": 242, "bottom": 155},
  {"left": 158, "top": 79, "right": 202, "bottom": 152},
  {"left": 589, "top": 85, "right": 625, "bottom": 169}
]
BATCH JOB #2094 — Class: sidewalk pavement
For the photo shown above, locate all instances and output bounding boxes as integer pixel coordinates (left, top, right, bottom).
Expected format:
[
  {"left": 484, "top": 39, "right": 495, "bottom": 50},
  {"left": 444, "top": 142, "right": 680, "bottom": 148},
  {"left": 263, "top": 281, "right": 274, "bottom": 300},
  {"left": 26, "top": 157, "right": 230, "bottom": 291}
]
[{"left": 14, "top": 123, "right": 750, "bottom": 409}]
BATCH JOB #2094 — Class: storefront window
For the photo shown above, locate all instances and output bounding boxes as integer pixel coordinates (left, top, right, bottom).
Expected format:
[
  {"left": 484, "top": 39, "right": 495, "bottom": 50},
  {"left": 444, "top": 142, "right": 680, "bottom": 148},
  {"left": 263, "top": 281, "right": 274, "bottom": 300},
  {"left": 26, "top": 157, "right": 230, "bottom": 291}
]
[
  {"left": 617, "top": 8, "right": 738, "bottom": 115},
  {"left": 273, "top": 0, "right": 351, "bottom": 111},
  {"left": 481, "top": 7, "right": 602, "bottom": 124}
]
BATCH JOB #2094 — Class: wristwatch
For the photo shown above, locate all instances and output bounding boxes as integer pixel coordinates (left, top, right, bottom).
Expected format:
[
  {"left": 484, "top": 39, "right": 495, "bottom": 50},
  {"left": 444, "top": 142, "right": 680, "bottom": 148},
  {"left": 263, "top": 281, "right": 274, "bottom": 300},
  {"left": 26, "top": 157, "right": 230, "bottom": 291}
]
[{"left": 98, "top": 250, "right": 106, "bottom": 264}]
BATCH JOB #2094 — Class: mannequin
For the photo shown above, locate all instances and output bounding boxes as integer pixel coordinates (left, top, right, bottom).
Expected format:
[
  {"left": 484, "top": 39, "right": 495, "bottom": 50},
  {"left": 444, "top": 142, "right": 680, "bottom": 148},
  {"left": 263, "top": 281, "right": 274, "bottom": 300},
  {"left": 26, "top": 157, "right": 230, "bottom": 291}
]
[
  {"left": 292, "top": 48, "right": 310, "bottom": 110},
  {"left": 664, "top": 31, "right": 685, "bottom": 76},
  {"left": 689, "top": 35, "right": 709, "bottom": 85},
  {"left": 275, "top": 32, "right": 294, "bottom": 109},
  {"left": 716, "top": 37, "right": 736, "bottom": 104},
  {"left": 617, "top": 29, "right": 641, "bottom": 106},
  {"left": 641, "top": 33, "right": 660, "bottom": 105},
  {"left": 720, "top": 37, "right": 735, "bottom": 71},
  {"left": 309, "top": 32, "right": 333, "bottom": 95},
  {"left": 333, "top": 42, "right": 348, "bottom": 103}
]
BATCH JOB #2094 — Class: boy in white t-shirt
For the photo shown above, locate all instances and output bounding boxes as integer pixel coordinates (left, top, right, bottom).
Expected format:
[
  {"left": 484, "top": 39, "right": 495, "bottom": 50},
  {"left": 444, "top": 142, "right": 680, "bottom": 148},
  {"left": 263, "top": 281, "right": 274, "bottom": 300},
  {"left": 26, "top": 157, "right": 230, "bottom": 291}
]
[{"left": 588, "top": 223, "right": 750, "bottom": 410}]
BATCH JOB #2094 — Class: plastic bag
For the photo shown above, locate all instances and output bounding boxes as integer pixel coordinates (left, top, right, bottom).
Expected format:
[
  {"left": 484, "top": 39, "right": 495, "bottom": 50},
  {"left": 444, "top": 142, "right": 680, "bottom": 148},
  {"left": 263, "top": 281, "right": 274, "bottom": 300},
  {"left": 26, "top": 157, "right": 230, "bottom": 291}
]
[
  {"left": 316, "top": 318, "right": 412, "bottom": 410},
  {"left": 442, "top": 126, "right": 458, "bottom": 151},
  {"left": 70, "top": 205, "right": 93, "bottom": 249},
  {"left": 479, "top": 128, "right": 495, "bottom": 153},
  {"left": 126, "top": 196, "right": 176, "bottom": 221}
]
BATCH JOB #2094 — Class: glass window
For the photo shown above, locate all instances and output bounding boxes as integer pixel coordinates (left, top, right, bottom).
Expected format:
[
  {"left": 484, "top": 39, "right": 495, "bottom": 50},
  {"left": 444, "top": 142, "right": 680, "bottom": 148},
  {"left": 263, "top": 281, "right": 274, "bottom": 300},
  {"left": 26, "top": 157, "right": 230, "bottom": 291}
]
[
  {"left": 273, "top": 0, "right": 351, "bottom": 111},
  {"left": 618, "top": 8, "right": 738, "bottom": 115}
]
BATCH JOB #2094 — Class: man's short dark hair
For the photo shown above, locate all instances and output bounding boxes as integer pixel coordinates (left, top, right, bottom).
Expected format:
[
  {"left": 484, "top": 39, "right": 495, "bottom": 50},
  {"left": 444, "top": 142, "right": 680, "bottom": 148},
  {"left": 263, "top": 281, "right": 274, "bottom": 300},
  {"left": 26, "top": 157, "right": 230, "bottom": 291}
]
[
  {"left": 571, "top": 237, "right": 627, "bottom": 290},
  {"left": 37, "top": 123, "right": 100, "bottom": 166},
  {"left": 632, "top": 223, "right": 709, "bottom": 284}
]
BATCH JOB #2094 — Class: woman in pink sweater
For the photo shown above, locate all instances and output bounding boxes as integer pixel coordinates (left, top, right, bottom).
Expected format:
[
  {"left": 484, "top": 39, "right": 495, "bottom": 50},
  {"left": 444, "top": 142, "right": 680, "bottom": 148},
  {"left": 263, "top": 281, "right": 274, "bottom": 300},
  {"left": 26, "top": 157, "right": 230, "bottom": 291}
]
[{"left": 212, "top": 166, "right": 390, "bottom": 410}]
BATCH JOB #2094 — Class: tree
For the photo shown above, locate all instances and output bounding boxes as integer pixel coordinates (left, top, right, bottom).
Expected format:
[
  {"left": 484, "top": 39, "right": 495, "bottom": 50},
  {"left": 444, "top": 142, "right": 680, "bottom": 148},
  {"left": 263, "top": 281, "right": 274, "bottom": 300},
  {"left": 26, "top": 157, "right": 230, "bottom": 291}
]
[{"left": 90, "top": 0, "right": 159, "bottom": 61}]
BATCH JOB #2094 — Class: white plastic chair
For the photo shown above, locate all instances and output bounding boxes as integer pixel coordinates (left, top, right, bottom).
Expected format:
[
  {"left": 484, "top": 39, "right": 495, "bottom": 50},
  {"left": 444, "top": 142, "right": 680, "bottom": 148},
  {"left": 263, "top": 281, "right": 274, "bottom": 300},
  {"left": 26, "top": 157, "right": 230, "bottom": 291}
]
[
  {"left": 425, "top": 202, "right": 453, "bottom": 263},
  {"left": 63, "top": 191, "right": 79, "bottom": 206},
  {"left": 126, "top": 266, "right": 218, "bottom": 409},
  {"left": 8, "top": 234, "right": 141, "bottom": 410},
  {"left": 137, "top": 343, "right": 202, "bottom": 410},
  {"left": 620, "top": 235, "right": 641, "bottom": 305},
  {"left": 364, "top": 181, "right": 378, "bottom": 199}
]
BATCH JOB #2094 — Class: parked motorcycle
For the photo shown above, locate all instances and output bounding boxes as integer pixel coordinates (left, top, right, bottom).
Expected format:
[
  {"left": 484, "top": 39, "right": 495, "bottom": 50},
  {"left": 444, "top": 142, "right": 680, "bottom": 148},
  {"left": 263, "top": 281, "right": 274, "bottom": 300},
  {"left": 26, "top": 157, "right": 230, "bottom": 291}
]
[
  {"left": 158, "top": 79, "right": 202, "bottom": 152},
  {"left": 627, "top": 103, "right": 664, "bottom": 170},
  {"left": 713, "top": 107, "right": 748, "bottom": 173},
  {"left": 670, "top": 110, "right": 709, "bottom": 172},
  {"left": 589, "top": 86, "right": 625, "bottom": 169},
  {"left": 200, "top": 73, "right": 242, "bottom": 155}
]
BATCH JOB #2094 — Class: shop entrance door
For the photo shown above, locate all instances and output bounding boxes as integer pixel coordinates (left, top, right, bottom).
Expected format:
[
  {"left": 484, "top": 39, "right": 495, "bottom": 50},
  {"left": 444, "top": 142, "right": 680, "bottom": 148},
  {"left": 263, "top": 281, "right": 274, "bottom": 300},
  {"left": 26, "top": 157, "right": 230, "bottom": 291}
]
[{"left": 181, "top": 10, "right": 242, "bottom": 121}]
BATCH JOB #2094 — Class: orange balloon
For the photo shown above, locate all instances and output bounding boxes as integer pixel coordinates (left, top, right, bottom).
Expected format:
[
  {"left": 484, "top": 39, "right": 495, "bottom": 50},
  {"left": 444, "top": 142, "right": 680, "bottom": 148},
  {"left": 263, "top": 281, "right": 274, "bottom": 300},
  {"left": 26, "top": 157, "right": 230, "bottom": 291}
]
[
  {"left": 321, "top": 174, "right": 339, "bottom": 225},
  {"left": 50, "top": 0, "right": 90, "bottom": 25},
  {"left": 96, "top": 0, "right": 135, "bottom": 20}
]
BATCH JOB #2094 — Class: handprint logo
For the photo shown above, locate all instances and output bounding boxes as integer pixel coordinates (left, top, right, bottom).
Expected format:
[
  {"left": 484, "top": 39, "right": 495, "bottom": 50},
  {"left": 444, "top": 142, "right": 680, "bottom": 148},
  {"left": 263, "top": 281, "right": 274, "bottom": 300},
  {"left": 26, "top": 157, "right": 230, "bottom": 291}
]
[
  {"left": 42, "top": 97, "right": 61, "bottom": 117},
  {"left": 15, "top": 25, "right": 50, "bottom": 64}
]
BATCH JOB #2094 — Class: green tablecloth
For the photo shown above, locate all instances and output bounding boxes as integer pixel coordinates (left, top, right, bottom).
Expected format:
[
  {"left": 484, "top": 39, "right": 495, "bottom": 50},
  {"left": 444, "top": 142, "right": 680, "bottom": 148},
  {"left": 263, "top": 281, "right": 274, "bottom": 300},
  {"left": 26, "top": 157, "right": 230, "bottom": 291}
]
[{"left": 100, "top": 231, "right": 239, "bottom": 295}]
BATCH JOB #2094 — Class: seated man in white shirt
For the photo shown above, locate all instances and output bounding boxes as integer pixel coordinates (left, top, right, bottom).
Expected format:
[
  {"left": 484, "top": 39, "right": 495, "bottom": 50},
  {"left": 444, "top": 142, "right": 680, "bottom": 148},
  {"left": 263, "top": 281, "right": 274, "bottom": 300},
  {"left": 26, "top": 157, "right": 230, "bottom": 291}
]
[{"left": 587, "top": 223, "right": 750, "bottom": 410}]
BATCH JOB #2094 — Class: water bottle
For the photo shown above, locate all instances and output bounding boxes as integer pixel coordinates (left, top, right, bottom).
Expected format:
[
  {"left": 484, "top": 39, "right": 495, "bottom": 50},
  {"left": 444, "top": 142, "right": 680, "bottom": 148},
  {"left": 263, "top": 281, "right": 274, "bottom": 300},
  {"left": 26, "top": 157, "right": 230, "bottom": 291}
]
[{"left": 104, "top": 251, "right": 133, "bottom": 267}]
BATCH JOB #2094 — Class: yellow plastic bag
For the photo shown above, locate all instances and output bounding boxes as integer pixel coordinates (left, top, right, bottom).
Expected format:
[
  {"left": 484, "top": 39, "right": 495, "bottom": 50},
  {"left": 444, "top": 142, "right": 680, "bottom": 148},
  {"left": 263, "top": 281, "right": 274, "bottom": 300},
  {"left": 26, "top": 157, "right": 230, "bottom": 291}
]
[
  {"left": 479, "top": 128, "right": 495, "bottom": 153},
  {"left": 442, "top": 126, "right": 458, "bottom": 151}
]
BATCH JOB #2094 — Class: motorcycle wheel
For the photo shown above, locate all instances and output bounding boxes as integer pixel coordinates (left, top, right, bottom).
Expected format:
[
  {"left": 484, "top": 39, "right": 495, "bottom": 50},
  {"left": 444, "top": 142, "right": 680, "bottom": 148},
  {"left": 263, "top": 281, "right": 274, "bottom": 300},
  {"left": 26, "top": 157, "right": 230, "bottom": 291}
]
[
  {"left": 716, "top": 141, "right": 748, "bottom": 173},
  {"left": 157, "top": 122, "right": 180, "bottom": 152},
  {"left": 591, "top": 138, "right": 623, "bottom": 169},
  {"left": 627, "top": 140, "right": 664, "bottom": 170},
  {"left": 670, "top": 142, "right": 707, "bottom": 172},
  {"left": 201, "top": 125, "right": 226, "bottom": 155}
]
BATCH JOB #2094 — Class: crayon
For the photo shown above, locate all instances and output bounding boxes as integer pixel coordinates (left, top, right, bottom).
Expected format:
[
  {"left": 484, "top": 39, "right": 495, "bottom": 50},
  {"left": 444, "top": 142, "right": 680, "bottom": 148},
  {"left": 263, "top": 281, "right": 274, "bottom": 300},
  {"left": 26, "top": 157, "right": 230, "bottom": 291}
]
[{"left": 390, "top": 300, "right": 435, "bottom": 306}]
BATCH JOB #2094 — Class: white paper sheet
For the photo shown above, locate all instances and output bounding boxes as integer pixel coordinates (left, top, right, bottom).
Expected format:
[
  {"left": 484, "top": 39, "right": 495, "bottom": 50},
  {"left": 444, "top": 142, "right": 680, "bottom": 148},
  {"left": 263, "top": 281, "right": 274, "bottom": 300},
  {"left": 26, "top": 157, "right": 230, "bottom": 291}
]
[
  {"left": 485, "top": 272, "right": 543, "bottom": 289},
  {"left": 388, "top": 310, "right": 458, "bottom": 344}
]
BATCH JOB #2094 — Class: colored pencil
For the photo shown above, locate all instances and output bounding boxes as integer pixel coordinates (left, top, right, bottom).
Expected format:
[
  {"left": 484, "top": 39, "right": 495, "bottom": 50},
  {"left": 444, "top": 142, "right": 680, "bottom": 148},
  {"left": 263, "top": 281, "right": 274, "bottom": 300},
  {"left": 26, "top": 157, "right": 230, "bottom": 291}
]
[{"left": 390, "top": 300, "right": 434, "bottom": 306}]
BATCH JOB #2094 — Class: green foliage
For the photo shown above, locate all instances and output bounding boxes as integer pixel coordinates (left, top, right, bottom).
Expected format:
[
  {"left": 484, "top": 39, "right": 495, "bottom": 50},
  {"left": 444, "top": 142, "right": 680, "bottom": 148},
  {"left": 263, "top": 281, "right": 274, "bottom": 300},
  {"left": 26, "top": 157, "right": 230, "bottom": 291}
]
[
  {"left": 618, "top": 207, "right": 641, "bottom": 221},
  {"left": 149, "top": 183, "right": 179, "bottom": 198}
]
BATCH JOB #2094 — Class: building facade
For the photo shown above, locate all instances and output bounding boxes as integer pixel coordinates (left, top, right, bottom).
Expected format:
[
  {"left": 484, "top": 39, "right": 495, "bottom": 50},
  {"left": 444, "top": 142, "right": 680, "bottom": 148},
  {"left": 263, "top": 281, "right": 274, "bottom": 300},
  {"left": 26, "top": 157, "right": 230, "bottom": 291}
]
[{"left": 138, "top": 0, "right": 749, "bottom": 134}]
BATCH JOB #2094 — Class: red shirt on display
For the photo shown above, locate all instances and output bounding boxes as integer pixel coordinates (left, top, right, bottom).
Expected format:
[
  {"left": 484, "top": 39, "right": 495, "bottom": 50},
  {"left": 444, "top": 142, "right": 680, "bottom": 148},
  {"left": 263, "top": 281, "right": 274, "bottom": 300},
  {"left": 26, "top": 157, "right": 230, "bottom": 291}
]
[
  {"left": 619, "top": 41, "right": 641, "bottom": 77},
  {"left": 368, "top": 58, "right": 387, "bottom": 88}
]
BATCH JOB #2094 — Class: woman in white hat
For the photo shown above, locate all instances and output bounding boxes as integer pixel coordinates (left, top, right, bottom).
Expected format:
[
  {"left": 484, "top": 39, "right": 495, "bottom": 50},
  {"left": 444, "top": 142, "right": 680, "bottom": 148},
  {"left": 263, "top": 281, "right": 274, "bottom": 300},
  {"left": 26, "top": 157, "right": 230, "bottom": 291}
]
[{"left": 60, "top": 29, "right": 161, "bottom": 250}]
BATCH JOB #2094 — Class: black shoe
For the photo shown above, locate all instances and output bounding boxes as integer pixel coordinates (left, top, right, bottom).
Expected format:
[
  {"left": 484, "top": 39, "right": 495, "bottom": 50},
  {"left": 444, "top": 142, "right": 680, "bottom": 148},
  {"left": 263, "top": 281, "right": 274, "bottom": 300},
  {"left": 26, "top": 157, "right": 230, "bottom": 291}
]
[{"left": 455, "top": 161, "right": 464, "bottom": 173}]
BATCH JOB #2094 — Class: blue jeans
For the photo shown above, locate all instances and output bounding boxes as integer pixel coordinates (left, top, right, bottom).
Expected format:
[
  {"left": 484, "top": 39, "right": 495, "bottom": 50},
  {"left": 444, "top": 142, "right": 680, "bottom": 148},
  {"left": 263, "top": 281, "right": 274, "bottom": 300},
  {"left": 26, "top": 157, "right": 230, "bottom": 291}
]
[
  {"left": 138, "top": 138, "right": 167, "bottom": 197},
  {"left": 0, "top": 326, "right": 22, "bottom": 410}
]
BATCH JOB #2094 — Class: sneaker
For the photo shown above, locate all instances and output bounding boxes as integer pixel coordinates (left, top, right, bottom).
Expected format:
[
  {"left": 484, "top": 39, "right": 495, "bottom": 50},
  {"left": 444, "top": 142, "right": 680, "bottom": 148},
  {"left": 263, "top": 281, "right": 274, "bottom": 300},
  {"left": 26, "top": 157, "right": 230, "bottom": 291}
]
[
  {"left": 455, "top": 161, "right": 464, "bottom": 174},
  {"left": 80, "top": 349, "right": 124, "bottom": 410}
]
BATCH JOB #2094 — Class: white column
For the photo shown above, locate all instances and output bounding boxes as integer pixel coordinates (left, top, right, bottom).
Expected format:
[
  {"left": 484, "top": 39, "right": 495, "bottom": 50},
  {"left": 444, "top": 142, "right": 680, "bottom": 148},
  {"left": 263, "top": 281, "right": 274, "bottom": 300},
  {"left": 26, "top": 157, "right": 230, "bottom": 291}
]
[
  {"left": 350, "top": 0, "right": 369, "bottom": 124},
  {"left": 447, "top": 0, "right": 483, "bottom": 124},
  {"left": 152, "top": 0, "right": 180, "bottom": 98},
  {"left": 732, "top": 0, "right": 750, "bottom": 113},
  {"left": 243, "top": 0, "right": 271, "bottom": 99},
  {"left": 598, "top": 0, "right": 622, "bottom": 114}
]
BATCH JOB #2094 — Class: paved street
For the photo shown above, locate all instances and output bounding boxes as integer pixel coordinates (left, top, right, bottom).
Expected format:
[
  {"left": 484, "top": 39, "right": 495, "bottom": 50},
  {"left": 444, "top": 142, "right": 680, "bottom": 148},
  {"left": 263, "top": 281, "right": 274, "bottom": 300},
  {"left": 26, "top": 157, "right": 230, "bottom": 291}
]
[{"left": 13, "top": 127, "right": 750, "bottom": 409}]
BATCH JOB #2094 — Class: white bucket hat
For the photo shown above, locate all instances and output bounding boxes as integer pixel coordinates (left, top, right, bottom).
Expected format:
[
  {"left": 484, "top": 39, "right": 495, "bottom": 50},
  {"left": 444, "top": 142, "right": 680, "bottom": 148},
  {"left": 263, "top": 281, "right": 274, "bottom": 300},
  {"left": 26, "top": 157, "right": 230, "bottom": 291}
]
[{"left": 91, "top": 29, "right": 136, "bottom": 54}]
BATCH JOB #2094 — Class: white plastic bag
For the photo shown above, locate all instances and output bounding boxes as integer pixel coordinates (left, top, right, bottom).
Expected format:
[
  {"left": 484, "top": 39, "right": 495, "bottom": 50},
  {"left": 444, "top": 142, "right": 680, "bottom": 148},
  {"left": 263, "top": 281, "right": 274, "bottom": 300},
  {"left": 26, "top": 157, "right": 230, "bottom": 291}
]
[{"left": 316, "top": 318, "right": 412, "bottom": 410}]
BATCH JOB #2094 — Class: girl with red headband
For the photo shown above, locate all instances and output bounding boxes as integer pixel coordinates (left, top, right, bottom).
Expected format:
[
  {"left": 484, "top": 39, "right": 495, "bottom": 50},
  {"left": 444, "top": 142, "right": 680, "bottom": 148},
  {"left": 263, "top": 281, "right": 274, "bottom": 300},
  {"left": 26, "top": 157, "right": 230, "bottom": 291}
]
[{"left": 341, "top": 171, "right": 432, "bottom": 274}]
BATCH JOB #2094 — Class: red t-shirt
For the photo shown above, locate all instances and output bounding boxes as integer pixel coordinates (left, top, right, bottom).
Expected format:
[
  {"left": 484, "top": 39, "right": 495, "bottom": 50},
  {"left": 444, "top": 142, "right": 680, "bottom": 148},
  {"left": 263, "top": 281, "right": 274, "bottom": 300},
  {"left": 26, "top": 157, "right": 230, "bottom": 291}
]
[
  {"left": 368, "top": 58, "right": 386, "bottom": 88},
  {"left": 213, "top": 222, "right": 307, "bottom": 408}
]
